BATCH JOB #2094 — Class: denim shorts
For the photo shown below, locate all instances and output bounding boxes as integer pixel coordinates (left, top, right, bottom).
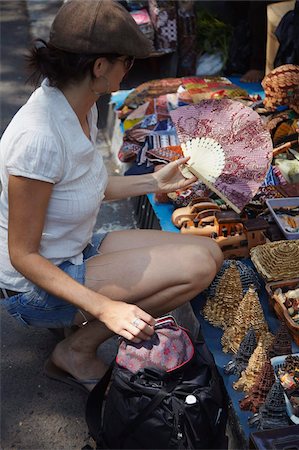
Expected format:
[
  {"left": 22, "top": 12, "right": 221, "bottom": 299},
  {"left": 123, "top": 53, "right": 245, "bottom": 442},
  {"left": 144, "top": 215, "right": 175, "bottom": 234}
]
[{"left": 2, "top": 232, "right": 108, "bottom": 329}]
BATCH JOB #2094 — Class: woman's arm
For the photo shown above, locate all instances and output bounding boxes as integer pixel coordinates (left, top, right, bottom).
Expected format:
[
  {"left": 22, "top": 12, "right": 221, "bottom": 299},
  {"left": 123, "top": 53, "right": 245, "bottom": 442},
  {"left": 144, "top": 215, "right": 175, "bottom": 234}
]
[
  {"left": 104, "top": 157, "right": 197, "bottom": 201},
  {"left": 8, "top": 175, "right": 154, "bottom": 339}
]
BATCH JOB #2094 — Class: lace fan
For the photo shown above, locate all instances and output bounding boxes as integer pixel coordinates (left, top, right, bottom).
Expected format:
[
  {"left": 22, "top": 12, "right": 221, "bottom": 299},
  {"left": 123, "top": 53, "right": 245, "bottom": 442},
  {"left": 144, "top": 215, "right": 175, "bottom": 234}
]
[{"left": 170, "top": 99, "right": 273, "bottom": 213}]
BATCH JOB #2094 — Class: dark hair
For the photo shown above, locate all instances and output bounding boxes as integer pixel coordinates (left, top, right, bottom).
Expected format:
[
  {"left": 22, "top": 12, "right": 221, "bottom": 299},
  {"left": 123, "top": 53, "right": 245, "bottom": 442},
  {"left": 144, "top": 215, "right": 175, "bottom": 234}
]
[{"left": 26, "top": 39, "right": 120, "bottom": 89}]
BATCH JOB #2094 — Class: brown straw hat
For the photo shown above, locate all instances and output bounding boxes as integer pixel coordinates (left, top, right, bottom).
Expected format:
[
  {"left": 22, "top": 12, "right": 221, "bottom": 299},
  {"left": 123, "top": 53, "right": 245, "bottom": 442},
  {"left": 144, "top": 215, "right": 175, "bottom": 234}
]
[{"left": 49, "top": 0, "right": 153, "bottom": 58}]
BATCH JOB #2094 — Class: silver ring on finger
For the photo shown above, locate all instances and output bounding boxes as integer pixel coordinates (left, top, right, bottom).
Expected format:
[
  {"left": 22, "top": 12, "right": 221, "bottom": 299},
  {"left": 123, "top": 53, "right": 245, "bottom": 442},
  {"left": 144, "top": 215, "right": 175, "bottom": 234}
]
[{"left": 132, "top": 317, "right": 141, "bottom": 328}]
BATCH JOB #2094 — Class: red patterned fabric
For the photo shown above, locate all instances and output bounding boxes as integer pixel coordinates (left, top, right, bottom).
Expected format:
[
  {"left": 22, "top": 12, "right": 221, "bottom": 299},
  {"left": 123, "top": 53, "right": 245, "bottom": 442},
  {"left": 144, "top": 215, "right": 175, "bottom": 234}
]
[
  {"left": 146, "top": 145, "right": 183, "bottom": 163},
  {"left": 181, "top": 77, "right": 248, "bottom": 102},
  {"left": 122, "top": 78, "right": 182, "bottom": 110},
  {"left": 116, "top": 317, "right": 194, "bottom": 374},
  {"left": 170, "top": 99, "right": 273, "bottom": 212}
]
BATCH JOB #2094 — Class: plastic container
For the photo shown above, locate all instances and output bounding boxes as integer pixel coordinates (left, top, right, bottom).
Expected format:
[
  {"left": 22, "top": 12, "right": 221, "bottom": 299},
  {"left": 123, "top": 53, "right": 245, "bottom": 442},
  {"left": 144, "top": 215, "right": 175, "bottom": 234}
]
[
  {"left": 266, "top": 197, "right": 299, "bottom": 240},
  {"left": 271, "top": 353, "right": 299, "bottom": 424}
]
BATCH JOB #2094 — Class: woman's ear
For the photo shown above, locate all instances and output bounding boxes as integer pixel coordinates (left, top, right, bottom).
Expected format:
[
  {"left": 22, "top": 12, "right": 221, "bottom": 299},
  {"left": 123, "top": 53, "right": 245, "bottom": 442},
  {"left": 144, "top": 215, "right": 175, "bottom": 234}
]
[{"left": 93, "top": 57, "right": 107, "bottom": 78}]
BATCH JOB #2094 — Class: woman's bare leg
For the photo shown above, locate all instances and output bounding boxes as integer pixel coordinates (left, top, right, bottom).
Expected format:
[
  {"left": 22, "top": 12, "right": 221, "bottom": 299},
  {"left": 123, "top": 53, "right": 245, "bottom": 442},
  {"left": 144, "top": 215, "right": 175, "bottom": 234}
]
[
  {"left": 52, "top": 230, "right": 223, "bottom": 383},
  {"left": 99, "top": 229, "right": 223, "bottom": 270}
]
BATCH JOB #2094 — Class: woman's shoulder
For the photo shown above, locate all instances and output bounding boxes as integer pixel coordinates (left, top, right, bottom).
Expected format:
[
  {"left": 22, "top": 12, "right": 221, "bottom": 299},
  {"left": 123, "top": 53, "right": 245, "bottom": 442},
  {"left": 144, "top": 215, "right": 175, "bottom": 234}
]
[{"left": 1, "top": 105, "right": 62, "bottom": 151}]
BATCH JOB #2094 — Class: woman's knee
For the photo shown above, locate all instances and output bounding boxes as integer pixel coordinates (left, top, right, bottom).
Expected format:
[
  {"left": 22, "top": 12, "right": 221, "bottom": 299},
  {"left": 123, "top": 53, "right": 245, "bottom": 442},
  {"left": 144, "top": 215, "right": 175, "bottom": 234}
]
[
  {"left": 185, "top": 236, "right": 223, "bottom": 272},
  {"left": 179, "top": 246, "right": 218, "bottom": 291},
  {"left": 206, "top": 239, "right": 224, "bottom": 271}
]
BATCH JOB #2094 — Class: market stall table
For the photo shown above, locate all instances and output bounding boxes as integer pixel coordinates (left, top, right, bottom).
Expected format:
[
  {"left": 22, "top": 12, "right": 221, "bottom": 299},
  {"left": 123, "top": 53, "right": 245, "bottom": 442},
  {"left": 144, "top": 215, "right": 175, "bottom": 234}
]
[
  {"left": 110, "top": 76, "right": 299, "bottom": 448},
  {"left": 135, "top": 192, "right": 299, "bottom": 449}
]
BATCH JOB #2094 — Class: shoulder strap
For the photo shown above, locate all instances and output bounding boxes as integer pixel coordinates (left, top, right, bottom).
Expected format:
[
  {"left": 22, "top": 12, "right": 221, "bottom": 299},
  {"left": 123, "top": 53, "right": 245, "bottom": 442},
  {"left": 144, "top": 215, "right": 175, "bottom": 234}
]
[
  {"left": 120, "top": 377, "right": 180, "bottom": 444},
  {"left": 85, "top": 363, "right": 114, "bottom": 441}
]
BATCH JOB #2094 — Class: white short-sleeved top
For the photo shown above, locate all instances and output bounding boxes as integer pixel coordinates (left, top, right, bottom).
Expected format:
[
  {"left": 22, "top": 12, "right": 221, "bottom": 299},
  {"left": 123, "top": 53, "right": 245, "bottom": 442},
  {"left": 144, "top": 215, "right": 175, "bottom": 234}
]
[{"left": 0, "top": 79, "right": 108, "bottom": 292}]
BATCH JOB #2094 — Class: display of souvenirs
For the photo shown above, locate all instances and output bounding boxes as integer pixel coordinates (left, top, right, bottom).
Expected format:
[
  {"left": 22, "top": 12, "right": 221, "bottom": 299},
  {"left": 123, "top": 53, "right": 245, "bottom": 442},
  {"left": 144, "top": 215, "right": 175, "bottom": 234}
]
[
  {"left": 202, "top": 262, "right": 243, "bottom": 329},
  {"left": 112, "top": 70, "right": 299, "bottom": 437},
  {"left": 272, "top": 119, "right": 299, "bottom": 146},
  {"left": 267, "top": 323, "right": 293, "bottom": 359},
  {"left": 275, "top": 153, "right": 299, "bottom": 185},
  {"left": 181, "top": 211, "right": 268, "bottom": 259},
  {"left": 233, "top": 333, "right": 274, "bottom": 392},
  {"left": 221, "top": 286, "right": 268, "bottom": 354},
  {"left": 263, "top": 110, "right": 295, "bottom": 135},
  {"left": 275, "top": 206, "right": 299, "bottom": 236},
  {"left": 250, "top": 240, "right": 299, "bottom": 282},
  {"left": 249, "top": 185, "right": 284, "bottom": 206},
  {"left": 224, "top": 328, "right": 257, "bottom": 376},
  {"left": 167, "top": 181, "right": 210, "bottom": 208},
  {"left": 267, "top": 201, "right": 299, "bottom": 238},
  {"left": 262, "top": 64, "right": 299, "bottom": 114},
  {"left": 170, "top": 99, "right": 273, "bottom": 213},
  {"left": 276, "top": 182, "right": 299, "bottom": 198},
  {"left": 266, "top": 279, "right": 299, "bottom": 346},
  {"left": 205, "top": 260, "right": 260, "bottom": 299},
  {"left": 239, "top": 360, "right": 275, "bottom": 413},
  {"left": 248, "top": 381, "right": 290, "bottom": 430},
  {"left": 172, "top": 197, "right": 220, "bottom": 228},
  {"left": 275, "top": 354, "right": 299, "bottom": 417},
  {"left": 273, "top": 287, "right": 299, "bottom": 326}
]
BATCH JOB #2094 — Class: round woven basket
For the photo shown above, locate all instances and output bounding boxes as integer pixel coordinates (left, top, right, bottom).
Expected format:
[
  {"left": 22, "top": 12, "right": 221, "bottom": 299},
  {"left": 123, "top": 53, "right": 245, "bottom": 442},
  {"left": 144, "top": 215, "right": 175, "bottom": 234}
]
[
  {"left": 262, "top": 64, "right": 299, "bottom": 113},
  {"left": 250, "top": 240, "right": 299, "bottom": 282}
]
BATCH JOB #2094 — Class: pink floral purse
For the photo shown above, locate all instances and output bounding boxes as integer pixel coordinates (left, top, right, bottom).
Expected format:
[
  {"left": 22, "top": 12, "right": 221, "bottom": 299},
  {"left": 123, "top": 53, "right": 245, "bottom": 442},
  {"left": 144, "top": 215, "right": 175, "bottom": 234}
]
[{"left": 116, "top": 316, "right": 194, "bottom": 374}]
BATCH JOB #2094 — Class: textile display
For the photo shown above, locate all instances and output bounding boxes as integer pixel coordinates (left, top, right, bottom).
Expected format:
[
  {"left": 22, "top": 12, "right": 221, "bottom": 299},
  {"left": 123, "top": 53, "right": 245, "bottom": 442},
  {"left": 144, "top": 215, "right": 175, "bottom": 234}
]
[
  {"left": 121, "top": 78, "right": 183, "bottom": 111},
  {"left": 168, "top": 181, "right": 210, "bottom": 208},
  {"left": 148, "top": 0, "right": 177, "bottom": 53},
  {"left": 170, "top": 99, "right": 273, "bottom": 213},
  {"left": 123, "top": 93, "right": 190, "bottom": 132},
  {"left": 181, "top": 77, "right": 249, "bottom": 103},
  {"left": 119, "top": 94, "right": 191, "bottom": 163},
  {"left": 130, "top": 8, "right": 155, "bottom": 43}
]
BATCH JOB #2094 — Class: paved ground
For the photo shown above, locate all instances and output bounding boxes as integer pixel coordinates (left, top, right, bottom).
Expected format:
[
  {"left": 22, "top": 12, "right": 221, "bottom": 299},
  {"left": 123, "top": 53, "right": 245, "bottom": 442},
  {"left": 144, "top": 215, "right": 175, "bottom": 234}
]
[{"left": 1, "top": 2, "right": 136, "bottom": 449}]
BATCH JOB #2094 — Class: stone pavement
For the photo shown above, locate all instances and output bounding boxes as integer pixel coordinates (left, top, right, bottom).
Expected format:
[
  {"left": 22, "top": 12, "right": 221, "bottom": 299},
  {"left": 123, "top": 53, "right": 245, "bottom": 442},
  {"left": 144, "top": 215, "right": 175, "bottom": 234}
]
[{"left": 1, "top": 1, "right": 136, "bottom": 449}]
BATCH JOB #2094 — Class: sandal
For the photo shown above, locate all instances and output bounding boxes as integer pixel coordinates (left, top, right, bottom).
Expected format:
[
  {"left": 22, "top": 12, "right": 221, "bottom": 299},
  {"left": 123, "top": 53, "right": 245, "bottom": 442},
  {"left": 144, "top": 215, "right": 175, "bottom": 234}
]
[{"left": 44, "top": 359, "right": 104, "bottom": 394}]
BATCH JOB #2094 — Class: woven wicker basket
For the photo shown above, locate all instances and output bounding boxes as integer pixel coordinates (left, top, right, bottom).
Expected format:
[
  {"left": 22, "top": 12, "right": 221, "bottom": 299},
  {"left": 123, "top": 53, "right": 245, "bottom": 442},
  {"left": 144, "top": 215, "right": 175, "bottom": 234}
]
[
  {"left": 262, "top": 64, "right": 299, "bottom": 113},
  {"left": 250, "top": 240, "right": 299, "bottom": 282}
]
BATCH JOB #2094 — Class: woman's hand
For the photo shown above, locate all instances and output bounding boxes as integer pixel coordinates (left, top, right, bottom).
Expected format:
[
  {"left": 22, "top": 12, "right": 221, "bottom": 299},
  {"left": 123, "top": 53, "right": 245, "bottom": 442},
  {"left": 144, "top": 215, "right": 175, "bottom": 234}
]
[
  {"left": 152, "top": 157, "right": 197, "bottom": 194},
  {"left": 97, "top": 299, "right": 156, "bottom": 343}
]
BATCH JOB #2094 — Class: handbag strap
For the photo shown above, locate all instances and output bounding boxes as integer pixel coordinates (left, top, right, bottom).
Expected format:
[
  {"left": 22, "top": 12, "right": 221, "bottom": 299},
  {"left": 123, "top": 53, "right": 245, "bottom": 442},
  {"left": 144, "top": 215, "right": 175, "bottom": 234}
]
[
  {"left": 85, "top": 362, "right": 114, "bottom": 441},
  {"left": 120, "top": 376, "right": 180, "bottom": 444}
]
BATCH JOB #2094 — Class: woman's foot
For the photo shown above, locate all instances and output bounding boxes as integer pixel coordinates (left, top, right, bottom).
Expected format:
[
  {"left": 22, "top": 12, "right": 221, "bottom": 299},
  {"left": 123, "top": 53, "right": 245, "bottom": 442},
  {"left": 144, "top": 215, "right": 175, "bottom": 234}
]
[
  {"left": 240, "top": 69, "right": 264, "bottom": 83},
  {"left": 50, "top": 338, "right": 108, "bottom": 391}
]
